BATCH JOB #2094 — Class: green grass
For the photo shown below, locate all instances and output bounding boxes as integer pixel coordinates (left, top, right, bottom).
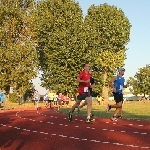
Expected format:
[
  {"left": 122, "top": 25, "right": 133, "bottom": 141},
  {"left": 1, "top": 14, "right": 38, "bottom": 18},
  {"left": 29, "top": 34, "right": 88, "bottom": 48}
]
[
  {"left": 0, "top": 101, "right": 44, "bottom": 110},
  {"left": 58, "top": 100, "right": 150, "bottom": 121}
]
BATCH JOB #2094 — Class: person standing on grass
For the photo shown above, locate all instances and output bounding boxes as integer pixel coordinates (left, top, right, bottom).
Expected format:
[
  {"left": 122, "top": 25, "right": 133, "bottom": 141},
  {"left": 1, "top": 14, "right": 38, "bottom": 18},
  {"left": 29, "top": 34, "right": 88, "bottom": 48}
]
[
  {"left": 106, "top": 68, "right": 129, "bottom": 121},
  {"left": 68, "top": 62, "right": 94, "bottom": 123}
]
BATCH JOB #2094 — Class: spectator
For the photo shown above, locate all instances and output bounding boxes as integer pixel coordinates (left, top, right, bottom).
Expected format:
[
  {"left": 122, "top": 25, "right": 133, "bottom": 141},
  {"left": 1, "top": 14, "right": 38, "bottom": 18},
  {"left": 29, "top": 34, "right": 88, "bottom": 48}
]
[{"left": 53, "top": 94, "right": 58, "bottom": 106}]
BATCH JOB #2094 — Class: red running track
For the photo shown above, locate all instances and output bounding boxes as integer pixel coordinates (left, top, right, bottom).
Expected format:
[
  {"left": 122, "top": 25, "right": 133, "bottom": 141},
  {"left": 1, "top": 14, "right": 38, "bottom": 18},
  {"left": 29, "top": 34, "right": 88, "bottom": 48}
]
[{"left": 0, "top": 108, "right": 150, "bottom": 150}]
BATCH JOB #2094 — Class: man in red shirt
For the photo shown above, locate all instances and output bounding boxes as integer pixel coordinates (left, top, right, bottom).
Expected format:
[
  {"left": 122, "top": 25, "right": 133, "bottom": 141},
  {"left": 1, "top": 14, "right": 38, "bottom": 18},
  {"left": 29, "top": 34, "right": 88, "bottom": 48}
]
[{"left": 68, "top": 62, "right": 94, "bottom": 123}]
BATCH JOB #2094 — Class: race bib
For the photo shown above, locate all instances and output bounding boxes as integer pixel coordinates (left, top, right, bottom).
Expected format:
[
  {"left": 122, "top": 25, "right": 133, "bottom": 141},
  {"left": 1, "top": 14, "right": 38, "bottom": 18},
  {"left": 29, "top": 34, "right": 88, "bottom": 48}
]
[
  {"left": 119, "top": 85, "right": 123, "bottom": 90},
  {"left": 84, "top": 87, "right": 88, "bottom": 92}
]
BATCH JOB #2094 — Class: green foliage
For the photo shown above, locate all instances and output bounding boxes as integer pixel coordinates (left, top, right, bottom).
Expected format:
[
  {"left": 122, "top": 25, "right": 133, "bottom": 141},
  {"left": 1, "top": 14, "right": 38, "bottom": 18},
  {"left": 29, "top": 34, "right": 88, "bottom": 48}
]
[
  {"left": 127, "top": 65, "right": 150, "bottom": 96},
  {"left": 36, "top": 0, "right": 92, "bottom": 94},
  {"left": 0, "top": 0, "right": 39, "bottom": 93},
  {"left": 83, "top": 3, "right": 131, "bottom": 96},
  {"left": 9, "top": 93, "right": 18, "bottom": 103}
]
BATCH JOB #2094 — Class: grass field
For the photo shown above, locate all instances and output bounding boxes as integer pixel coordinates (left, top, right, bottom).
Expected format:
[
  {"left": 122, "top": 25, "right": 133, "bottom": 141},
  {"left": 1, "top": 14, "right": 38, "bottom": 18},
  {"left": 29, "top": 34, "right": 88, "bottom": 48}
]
[
  {"left": 58, "top": 100, "right": 150, "bottom": 121},
  {"left": 1, "top": 100, "right": 150, "bottom": 121}
]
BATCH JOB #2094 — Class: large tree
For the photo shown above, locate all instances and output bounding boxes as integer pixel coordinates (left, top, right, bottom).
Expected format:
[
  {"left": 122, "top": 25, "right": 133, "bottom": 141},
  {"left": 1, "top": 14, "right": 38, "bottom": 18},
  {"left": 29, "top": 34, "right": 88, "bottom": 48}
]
[
  {"left": 36, "top": 0, "right": 94, "bottom": 95},
  {"left": 127, "top": 65, "right": 150, "bottom": 96},
  {"left": 0, "top": 0, "right": 39, "bottom": 94},
  {"left": 83, "top": 3, "right": 131, "bottom": 99}
]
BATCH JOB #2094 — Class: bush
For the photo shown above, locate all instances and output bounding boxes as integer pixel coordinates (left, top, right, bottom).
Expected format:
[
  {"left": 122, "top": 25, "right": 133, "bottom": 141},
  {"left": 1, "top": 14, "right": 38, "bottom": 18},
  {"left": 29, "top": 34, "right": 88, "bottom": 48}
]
[{"left": 9, "top": 93, "right": 18, "bottom": 103}]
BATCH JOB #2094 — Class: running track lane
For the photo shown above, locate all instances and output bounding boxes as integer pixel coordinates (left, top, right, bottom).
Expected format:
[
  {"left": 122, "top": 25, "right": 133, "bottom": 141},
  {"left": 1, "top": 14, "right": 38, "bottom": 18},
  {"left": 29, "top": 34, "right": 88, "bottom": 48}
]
[{"left": 0, "top": 108, "right": 150, "bottom": 150}]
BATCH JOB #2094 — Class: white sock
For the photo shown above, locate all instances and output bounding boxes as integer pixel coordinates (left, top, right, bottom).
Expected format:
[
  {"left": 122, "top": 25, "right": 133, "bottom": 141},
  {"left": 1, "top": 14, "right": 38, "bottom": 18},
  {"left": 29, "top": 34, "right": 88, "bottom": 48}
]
[{"left": 87, "top": 116, "right": 90, "bottom": 119}]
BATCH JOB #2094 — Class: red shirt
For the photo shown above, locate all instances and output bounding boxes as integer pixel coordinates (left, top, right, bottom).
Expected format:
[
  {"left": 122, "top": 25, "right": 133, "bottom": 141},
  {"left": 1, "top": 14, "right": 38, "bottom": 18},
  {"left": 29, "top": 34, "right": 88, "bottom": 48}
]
[
  {"left": 58, "top": 95, "right": 64, "bottom": 101},
  {"left": 65, "top": 96, "right": 70, "bottom": 101},
  {"left": 77, "top": 71, "right": 91, "bottom": 94}
]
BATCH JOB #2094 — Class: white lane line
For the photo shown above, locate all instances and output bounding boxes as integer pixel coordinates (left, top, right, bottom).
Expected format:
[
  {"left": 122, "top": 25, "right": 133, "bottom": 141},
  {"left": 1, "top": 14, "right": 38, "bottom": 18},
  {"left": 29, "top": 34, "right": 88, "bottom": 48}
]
[
  {"left": 26, "top": 130, "right": 30, "bottom": 132},
  {"left": 121, "top": 131, "right": 126, "bottom": 133},
  {"left": 141, "top": 133, "right": 147, "bottom": 134},
  {"left": 44, "top": 133, "right": 48, "bottom": 134},
  {"left": 133, "top": 132, "right": 139, "bottom": 134},
  {"left": 103, "top": 142, "right": 109, "bottom": 144},
  {"left": 40, "top": 132, "right": 44, "bottom": 133}
]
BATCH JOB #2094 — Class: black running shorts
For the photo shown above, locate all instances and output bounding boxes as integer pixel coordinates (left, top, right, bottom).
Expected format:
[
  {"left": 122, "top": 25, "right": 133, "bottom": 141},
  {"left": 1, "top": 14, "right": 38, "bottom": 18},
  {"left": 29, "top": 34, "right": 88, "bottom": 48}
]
[
  {"left": 113, "top": 93, "right": 123, "bottom": 103},
  {"left": 77, "top": 92, "right": 91, "bottom": 101}
]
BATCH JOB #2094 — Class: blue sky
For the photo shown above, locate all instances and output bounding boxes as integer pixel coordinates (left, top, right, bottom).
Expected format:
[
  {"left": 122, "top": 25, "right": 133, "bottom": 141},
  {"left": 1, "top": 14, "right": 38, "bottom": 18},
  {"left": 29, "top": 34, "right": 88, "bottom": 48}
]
[{"left": 33, "top": 0, "right": 150, "bottom": 94}]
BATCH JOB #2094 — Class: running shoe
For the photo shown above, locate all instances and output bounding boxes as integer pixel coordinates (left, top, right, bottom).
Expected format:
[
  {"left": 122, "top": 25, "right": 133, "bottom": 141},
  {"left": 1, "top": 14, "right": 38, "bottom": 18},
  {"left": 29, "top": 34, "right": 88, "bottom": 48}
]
[
  {"left": 86, "top": 118, "right": 95, "bottom": 123},
  {"left": 106, "top": 104, "right": 111, "bottom": 113},
  {"left": 117, "top": 116, "right": 123, "bottom": 119},
  {"left": 110, "top": 116, "right": 118, "bottom": 121}
]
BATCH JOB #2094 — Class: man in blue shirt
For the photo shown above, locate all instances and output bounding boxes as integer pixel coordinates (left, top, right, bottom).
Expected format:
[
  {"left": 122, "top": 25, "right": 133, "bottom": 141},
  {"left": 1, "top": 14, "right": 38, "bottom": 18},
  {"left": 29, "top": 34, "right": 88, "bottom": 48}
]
[
  {"left": 0, "top": 90, "right": 5, "bottom": 108},
  {"left": 106, "top": 68, "right": 128, "bottom": 121}
]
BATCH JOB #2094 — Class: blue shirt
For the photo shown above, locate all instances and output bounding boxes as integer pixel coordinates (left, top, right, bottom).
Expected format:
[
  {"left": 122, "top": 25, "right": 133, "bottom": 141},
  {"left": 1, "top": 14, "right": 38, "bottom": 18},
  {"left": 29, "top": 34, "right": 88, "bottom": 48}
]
[
  {"left": 45, "top": 93, "right": 49, "bottom": 100},
  {"left": 114, "top": 75, "right": 125, "bottom": 93},
  {"left": 0, "top": 93, "right": 5, "bottom": 101}
]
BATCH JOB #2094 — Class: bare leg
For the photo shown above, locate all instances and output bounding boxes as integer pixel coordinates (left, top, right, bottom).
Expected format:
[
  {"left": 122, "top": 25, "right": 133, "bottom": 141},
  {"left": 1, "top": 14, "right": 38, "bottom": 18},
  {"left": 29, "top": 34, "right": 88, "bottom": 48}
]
[
  {"left": 70, "top": 100, "right": 81, "bottom": 113},
  {"left": 86, "top": 96, "right": 92, "bottom": 118}
]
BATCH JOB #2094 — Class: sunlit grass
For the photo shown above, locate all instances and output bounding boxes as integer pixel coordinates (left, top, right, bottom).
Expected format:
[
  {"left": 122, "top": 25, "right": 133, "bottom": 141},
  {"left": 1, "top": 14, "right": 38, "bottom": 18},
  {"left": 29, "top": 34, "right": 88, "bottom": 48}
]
[{"left": 58, "top": 100, "right": 150, "bottom": 121}]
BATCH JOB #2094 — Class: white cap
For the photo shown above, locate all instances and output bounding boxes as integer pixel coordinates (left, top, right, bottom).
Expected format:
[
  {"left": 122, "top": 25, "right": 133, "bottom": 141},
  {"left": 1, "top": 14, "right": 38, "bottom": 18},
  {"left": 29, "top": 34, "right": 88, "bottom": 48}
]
[{"left": 118, "top": 67, "right": 125, "bottom": 72}]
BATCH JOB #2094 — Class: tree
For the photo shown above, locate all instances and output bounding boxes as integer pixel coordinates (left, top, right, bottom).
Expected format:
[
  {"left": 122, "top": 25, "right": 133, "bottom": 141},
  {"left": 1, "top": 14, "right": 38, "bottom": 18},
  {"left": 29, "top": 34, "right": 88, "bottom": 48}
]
[
  {"left": 0, "top": 0, "right": 39, "bottom": 95},
  {"left": 127, "top": 65, "right": 150, "bottom": 96},
  {"left": 83, "top": 3, "right": 131, "bottom": 99},
  {"left": 36, "top": 0, "right": 94, "bottom": 95}
]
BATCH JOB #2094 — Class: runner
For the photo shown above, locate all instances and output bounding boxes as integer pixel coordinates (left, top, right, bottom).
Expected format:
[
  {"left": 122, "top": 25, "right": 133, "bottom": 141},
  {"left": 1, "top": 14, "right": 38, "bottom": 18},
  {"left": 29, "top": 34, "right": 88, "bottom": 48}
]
[
  {"left": 68, "top": 62, "right": 93, "bottom": 123},
  {"left": 33, "top": 91, "right": 40, "bottom": 111},
  {"left": 48, "top": 90, "right": 55, "bottom": 109},
  {"left": 106, "top": 68, "right": 128, "bottom": 121},
  {"left": 44, "top": 92, "right": 49, "bottom": 108},
  {"left": 57, "top": 92, "right": 63, "bottom": 110},
  {"left": 77, "top": 68, "right": 95, "bottom": 121}
]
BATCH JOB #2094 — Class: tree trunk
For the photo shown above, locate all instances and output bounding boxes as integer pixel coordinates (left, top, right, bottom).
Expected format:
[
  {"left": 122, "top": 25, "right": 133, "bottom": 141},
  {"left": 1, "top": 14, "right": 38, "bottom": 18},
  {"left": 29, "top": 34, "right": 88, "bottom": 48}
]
[{"left": 102, "top": 71, "right": 109, "bottom": 101}]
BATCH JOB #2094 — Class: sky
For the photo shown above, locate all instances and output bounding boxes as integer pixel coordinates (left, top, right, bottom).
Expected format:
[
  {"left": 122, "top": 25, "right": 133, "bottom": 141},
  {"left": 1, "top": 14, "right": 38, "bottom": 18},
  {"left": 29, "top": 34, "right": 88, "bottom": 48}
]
[{"left": 32, "top": 0, "right": 150, "bottom": 94}]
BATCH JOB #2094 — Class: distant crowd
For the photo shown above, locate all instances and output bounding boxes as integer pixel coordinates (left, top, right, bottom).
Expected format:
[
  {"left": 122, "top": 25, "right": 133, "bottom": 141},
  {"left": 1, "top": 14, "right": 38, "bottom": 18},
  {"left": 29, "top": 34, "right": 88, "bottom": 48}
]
[{"left": 32, "top": 90, "right": 76, "bottom": 110}]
